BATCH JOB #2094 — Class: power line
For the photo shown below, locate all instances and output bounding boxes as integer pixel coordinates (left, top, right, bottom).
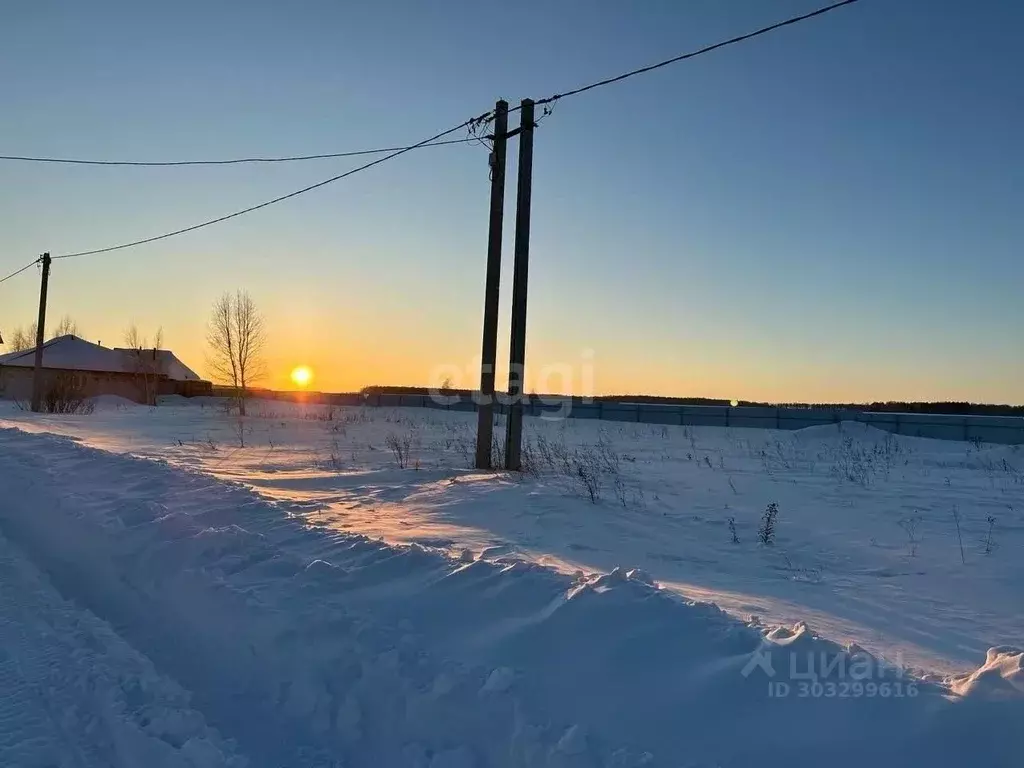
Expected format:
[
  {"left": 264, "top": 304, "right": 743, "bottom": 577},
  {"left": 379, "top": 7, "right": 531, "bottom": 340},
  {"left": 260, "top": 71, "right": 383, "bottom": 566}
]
[
  {"left": 18, "top": 2, "right": 860, "bottom": 264},
  {"left": 0, "top": 137, "right": 478, "bottom": 167},
  {"left": 0, "top": 258, "right": 40, "bottom": 285},
  {"left": 53, "top": 115, "right": 491, "bottom": 261},
  {"left": 527, "top": 0, "right": 861, "bottom": 109}
]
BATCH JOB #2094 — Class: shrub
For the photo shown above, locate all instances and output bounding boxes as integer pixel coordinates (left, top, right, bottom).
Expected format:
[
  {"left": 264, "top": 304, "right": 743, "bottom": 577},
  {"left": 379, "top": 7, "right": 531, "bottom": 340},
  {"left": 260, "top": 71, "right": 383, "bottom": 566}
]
[
  {"left": 385, "top": 432, "right": 412, "bottom": 469},
  {"left": 572, "top": 452, "right": 601, "bottom": 503},
  {"left": 758, "top": 502, "right": 779, "bottom": 545},
  {"left": 728, "top": 516, "right": 739, "bottom": 544},
  {"left": 42, "top": 374, "right": 95, "bottom": 415}
]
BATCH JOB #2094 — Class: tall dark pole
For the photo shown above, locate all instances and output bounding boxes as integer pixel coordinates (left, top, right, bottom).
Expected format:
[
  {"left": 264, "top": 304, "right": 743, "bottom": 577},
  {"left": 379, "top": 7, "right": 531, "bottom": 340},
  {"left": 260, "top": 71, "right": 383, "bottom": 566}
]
[
  {"left": 30, "top": 252, "right": 52, "bottom": 413},
  {"left": 474, "top": 101, "right": 510, "bottom": 469},
  {"left": 505, "top": 99, "right": 535, "bottom": 471}
]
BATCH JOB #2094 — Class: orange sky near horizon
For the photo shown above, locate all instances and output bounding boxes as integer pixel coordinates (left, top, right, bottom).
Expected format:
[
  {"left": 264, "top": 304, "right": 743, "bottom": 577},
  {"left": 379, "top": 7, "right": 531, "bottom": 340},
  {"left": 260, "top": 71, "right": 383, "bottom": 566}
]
[
  {"left": 4, "top": 263, "right": 1020, "bottom": 406},
  {"left": 154, "top": 314, "right": 1019, "bottom": 406},
  {"left": 3, "top": 298, "right": 1020, "bottom": 406}
]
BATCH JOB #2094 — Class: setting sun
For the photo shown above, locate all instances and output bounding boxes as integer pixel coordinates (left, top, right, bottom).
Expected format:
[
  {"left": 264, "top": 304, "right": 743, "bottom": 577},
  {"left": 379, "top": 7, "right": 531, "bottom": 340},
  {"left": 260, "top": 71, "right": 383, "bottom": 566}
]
[{"left": 290, "top": 366, "right": 313, "bottom": 388}]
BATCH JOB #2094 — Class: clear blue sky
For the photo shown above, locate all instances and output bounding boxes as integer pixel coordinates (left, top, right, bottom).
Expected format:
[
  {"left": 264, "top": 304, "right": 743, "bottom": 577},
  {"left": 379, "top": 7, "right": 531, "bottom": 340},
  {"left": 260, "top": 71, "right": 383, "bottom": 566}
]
[{"left": 2, "top": 0, "right": 1021, "bottom": 402}]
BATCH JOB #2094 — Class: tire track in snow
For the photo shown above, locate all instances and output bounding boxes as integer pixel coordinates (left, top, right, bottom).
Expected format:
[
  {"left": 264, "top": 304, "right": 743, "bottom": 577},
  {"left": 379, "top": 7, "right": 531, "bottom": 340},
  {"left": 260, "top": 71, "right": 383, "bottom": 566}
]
[{"left": 0, "top": 526, "right": 241, "bottom": 768}]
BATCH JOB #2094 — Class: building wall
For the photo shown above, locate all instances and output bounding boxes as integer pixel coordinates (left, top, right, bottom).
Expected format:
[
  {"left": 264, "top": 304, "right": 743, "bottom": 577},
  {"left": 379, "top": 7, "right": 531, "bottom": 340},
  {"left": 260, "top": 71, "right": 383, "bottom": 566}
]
[
  {"left": 157, "top": 378, "right": 213, "bottom": 398},
  {"left": 0, "top": 367, "right": 150, "bottom": 404}
]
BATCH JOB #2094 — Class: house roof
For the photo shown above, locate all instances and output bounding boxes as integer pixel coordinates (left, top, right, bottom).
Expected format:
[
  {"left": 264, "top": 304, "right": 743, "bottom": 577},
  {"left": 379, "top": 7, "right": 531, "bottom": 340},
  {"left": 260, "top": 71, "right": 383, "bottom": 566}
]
[
  {"left": 0, "top": 335, "right": 132, "bottom": 373},
  {"left": 157, "top": 350, "right": 201, "bottom": 381},
  {"left": 0, "top": 335, "right": 203, "bottom": 381},
  {"left": 112, "top": 348, "right": 201, "bottom": 381}
]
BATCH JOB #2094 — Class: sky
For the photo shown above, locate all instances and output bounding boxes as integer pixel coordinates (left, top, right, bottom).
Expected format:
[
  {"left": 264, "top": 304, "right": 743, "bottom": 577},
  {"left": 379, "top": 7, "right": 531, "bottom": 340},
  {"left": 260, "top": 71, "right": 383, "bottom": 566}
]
[{"left": 1, "top": 0, "right": 1022, "bottom": 403}]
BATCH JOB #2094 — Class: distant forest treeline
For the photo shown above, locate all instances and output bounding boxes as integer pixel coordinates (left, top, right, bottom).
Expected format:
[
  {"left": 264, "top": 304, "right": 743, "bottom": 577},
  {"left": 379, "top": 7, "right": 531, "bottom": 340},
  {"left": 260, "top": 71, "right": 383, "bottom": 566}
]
[
  {"left": 356, "top": 386, "right": 1024, "bottom": 416},
  {"left": 772, "top": 401, "right": 1024, "bottom": 416}
]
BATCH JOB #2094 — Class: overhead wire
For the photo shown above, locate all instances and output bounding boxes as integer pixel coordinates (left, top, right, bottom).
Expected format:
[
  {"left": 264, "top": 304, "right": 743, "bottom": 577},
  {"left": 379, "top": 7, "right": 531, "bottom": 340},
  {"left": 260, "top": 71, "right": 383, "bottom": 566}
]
[
  {"left": 0, "top": 258, "right": 40, "bottom": 285},
  {"left": 0, "top": 137, "right": 478, "bottom": 167},
  {"left": 12, "top": 1, "right": 864, "bottom": 264},
  {"left": 52, "top": 114, "right": 492, "bottom": 261},
  {"left": 521, "top": 0, "right": 861, "bottom": 111}
]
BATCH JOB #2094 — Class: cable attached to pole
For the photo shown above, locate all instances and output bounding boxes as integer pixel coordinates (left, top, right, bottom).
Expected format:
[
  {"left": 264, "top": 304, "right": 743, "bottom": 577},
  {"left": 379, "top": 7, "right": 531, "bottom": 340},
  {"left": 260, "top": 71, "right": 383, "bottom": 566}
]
[
  {"left": 0, "top": 258, "right": 41, "bottom": 285},
  {"left": 53, "top": 114, "right": 492, "bottom": 261}
]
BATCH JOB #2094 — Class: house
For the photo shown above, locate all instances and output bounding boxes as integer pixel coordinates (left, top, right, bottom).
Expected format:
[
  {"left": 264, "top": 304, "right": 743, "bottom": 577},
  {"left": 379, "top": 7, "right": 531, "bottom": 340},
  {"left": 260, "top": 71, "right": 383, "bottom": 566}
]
[
  {"left": 0, "top": 335, "right": 211, "bottom": 405},
  {"left": 111, "top": 347, "right": 202, "bottom": 382}
]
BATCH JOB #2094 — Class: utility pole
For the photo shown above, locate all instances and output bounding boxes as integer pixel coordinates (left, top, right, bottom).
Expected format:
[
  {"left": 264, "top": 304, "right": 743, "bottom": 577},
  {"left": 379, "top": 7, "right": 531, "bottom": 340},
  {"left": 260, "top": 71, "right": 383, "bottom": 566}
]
[
  {"left": 474, "top": 100, "right": 509, "bottom": 469},
  {"left": 30, "top": 252, "right": 52, "bottom": 413},
  {"left": 504, "top": 99, "right": 535, "bottom": 471}
]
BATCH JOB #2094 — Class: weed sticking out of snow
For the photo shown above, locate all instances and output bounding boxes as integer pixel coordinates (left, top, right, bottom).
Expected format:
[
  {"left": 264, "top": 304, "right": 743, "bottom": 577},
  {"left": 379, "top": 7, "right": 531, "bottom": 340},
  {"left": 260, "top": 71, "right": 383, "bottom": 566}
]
[
  {"left": 759, "top": 502, "right": 780, "bottom": 545},
  {"left": 899, "top": 514, "right": 922, "bottom": 558},
  {"left": 232, "top": 417, "right": 247, "bottom": 448},
  {"left": 728, "top": 516, "right": 739, "bottom": 544},
  {"left": 985, "top": 514, "right": 998, "bottom": 555},
  {"left": 952, "top": 503, "right": 966, "bottom": 565}
]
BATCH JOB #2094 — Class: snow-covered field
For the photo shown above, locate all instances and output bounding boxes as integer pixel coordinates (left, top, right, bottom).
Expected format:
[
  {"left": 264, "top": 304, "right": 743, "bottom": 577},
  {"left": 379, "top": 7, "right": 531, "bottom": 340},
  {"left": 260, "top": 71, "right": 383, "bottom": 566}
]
[{"left": 1, "top": 396, "right": 1022, "bottom": 766}]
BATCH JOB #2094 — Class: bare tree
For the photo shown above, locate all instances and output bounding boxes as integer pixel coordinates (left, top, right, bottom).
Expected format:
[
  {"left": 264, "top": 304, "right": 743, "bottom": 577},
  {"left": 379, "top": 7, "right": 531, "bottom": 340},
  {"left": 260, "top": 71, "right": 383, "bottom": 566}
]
[
  {"left": 52, "top": 315, "right": 80, "bottom": 337},
  {"left": 206, "top": 290, "right": 266, "bottom": 416},
  {"left": 5, "top": 317, "right": 82, "bottom": 351},
  {"left": 7, "top": 325, "right": 36, "bottom": 352},
  {"left": 123, "top": 323, "right": 165, "bottom": 405}
]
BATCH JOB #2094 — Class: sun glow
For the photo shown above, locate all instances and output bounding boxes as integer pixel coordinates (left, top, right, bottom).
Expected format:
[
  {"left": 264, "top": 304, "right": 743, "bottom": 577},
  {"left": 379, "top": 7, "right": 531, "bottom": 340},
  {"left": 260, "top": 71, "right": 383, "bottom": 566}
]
[{"left": 290, "top": 366, "right": 313, "bottom": 388}]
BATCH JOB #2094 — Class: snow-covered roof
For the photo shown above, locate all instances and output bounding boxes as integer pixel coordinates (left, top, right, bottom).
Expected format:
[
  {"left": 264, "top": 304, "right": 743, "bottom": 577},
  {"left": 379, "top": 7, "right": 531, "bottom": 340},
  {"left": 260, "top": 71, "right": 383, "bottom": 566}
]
[
  {"left": 0, "top": 335, "right": 131, "bottom": 373},
  {"left": 0, "top": 336, "right": 203, "bottom": 381},
  {"left": 112, "top": 348, "right": 201, "bottom": 381},
  {"left": 157, "top": 350, "right": 201, "bottom": 381}
]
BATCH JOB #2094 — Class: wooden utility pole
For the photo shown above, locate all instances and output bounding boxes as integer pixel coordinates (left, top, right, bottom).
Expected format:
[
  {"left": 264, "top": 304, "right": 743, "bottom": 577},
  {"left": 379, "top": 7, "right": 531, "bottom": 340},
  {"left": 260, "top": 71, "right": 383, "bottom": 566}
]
[
  {"left": 30, "top": 252, "right": 52, "bottom": 413},
  {"left": 504, "top": 99, "right": 535, "bottom": 471},
  {"left": 474, "top": 100, "right": 509, "bottom": 469}
]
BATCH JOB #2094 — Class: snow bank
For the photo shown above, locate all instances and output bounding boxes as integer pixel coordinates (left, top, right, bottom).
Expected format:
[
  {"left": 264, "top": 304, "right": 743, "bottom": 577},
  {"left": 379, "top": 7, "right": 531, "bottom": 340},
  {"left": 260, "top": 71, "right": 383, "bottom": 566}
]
[
  {"left": 795, "top": 420, "right": 893, "bottom": 441},
  {"left": 90, "top": 394, "right": 140, "bottom": 410},
  {"left": 0, "top": 427, "right": 1021, "bottom": 767},
  {"left": 951, "top": 646, "right": 1024, "bottom": 699}
]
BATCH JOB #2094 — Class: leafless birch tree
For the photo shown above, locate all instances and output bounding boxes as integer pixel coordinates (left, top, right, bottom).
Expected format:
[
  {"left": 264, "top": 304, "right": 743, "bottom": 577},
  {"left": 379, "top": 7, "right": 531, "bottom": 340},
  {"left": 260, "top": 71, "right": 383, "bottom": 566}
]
[
  {"left": 7, "top": 325, "right": 36, "bottom": 352},
  {"left": 52, "top": 315, "right": 80, "bottom": 337},
  {"left": 5, "top": 316, "right": 82, "bottom": 351},
  {"left": 206, "top": 290, "right": 266, "bottom": 416},
  {"left": 123, "top": 323, "right": 164, "bottom": 404}
]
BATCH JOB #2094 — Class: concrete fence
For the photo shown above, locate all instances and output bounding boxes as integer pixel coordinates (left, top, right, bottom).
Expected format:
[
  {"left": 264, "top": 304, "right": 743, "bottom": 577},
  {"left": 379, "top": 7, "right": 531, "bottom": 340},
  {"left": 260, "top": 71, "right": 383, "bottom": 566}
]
[{"left": 293, "top": 392, "right": 1024, "bottom": 446}]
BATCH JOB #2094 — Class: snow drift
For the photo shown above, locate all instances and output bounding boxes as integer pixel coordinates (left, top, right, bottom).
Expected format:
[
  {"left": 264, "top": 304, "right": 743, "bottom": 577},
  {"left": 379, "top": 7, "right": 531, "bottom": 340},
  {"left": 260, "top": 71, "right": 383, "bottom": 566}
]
[{"left": 0, "top": 426, "right": 1021, "bottom": 767}]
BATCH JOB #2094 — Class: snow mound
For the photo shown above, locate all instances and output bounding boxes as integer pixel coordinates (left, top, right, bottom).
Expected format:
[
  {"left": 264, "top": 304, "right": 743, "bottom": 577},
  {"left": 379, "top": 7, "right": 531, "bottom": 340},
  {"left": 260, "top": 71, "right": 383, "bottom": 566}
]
[
  {"left": 951, "top": 646, "right": 1024, "bottom": 700},
  {"left": 796, "top": 420, "right": 894, "bottom": 441},
  {"left": 89, "top": 394, "right": 139, "bottom": 410},
  {"left": 157, "top": 394, "right": 191, "bottom": 406}
]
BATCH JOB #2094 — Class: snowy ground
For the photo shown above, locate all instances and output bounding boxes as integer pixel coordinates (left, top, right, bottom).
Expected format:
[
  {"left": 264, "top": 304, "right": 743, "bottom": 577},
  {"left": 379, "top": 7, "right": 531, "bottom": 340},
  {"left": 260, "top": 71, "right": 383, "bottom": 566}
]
[
  {"left": 1, "top": 397, "right": 1022, "bottom": 766},
  {"left": 5, "top": 396, "right": 1021, "bottom": 674}
]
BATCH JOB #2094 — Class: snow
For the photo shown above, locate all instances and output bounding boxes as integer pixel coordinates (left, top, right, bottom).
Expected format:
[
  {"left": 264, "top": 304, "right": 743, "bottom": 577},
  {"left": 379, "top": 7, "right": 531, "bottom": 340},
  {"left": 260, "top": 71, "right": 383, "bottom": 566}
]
[
  {"left": 0, "top": 334, "right": 131, "bottom": 372},
  {"left": 5, "top": 399, "right": 1020, "bottom": 674},
  {"left": 112, "top": 348, "right": 202, "bottom": 381},
  {"left": 0, "top": 399, "right": 1022, "bottom": 765},
  {"left": 0, "top": 336, "right": 201, "bottom": 380},
  {"left": 0, "top": 513, "right": 239, "bottom": 767},
  {"left": 90, "top": 394, "right": 142, "bottom": 410}
]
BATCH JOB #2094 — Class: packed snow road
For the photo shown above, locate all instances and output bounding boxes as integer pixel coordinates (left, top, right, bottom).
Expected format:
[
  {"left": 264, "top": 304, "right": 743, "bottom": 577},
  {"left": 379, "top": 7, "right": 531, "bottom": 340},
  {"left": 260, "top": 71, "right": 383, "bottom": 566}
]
[
  {"left": 0, "top": 522, "right": 239, "bottom": 767},
  {"left": 0, "top": 425, "right": 1022, "bottom": 767}
]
